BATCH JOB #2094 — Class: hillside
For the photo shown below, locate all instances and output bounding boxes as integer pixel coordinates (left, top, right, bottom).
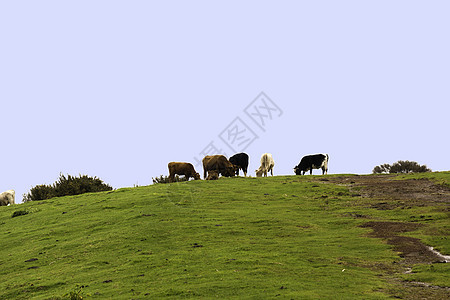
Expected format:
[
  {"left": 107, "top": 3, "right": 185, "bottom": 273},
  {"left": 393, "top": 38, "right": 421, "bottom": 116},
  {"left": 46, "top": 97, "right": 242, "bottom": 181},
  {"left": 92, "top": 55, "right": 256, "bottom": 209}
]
[{"left": 0, "top": 173, "right": 449, "bottom": 299}]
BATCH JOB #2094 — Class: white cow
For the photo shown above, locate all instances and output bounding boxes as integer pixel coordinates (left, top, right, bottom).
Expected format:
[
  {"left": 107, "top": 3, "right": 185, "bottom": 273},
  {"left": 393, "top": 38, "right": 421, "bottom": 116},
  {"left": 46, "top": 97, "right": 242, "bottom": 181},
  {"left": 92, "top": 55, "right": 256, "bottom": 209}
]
[
  {"left": 255, "top": 153, "right": 275, "bottom": 177},
  {"left": 0, "top": 190, "right": 15, "bottom": 206}
]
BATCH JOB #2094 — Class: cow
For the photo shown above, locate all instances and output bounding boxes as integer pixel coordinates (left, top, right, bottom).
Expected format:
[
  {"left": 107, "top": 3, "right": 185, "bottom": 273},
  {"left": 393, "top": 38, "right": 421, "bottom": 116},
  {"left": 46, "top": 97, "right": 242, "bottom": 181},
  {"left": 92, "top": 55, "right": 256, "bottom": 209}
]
[
  {"left": 206, "top": 170, "right": 219, "bottom": 180},
  {"left": 294, "top": 154, "right": 329, "bottom": 175},
  {"left": 255, "top": 153, "right": 275, "bottom": 177},
  {"left": 202, "top": 155, "right": 235, "bottom": 179},
  {"left": 168, "top": 162, "right": 201, "bottom": 182},
  {"left": 229, "top": 152, "right": 249, "bottom": 176},
  {"left": 0, "top": 190, "right": 15, "bottom": 206}
]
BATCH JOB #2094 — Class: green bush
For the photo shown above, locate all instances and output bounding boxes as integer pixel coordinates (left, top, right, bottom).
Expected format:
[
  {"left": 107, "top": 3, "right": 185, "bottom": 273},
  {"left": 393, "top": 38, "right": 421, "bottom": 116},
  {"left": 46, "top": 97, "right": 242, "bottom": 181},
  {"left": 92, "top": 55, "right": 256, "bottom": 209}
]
[
  {"left": 24, "top": 173, "right": 113, "bottom": 201},
  {"left": 373, "top": 160, "right": 431, "bottom": 174},
  {"left": 25, "top": 184, "right": 55, "bottom": 201},
  {"left": 372, "top": 163, "right": 391, "bottom": 174}
]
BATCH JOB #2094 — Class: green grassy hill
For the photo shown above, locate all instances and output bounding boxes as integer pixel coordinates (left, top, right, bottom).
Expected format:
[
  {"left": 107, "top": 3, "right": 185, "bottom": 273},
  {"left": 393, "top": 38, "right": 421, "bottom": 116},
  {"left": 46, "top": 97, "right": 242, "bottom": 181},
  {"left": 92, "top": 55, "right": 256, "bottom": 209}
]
[{"left": 1, "top": 173, "right": 449, "bottom": 299}]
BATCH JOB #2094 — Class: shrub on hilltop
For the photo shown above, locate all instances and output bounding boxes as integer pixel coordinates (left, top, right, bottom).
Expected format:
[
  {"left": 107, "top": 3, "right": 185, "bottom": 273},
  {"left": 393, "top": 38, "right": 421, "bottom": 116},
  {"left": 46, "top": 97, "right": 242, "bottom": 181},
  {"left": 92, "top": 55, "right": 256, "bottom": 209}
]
[
  {"left": 152, "top": 175, "right": 189, "bottom": 184},
  {"left": 373, "top": 160, "right": 431, "bottom": 174},
  {"left": 24, "top": 173, "right": 113, "bottom": 201}
]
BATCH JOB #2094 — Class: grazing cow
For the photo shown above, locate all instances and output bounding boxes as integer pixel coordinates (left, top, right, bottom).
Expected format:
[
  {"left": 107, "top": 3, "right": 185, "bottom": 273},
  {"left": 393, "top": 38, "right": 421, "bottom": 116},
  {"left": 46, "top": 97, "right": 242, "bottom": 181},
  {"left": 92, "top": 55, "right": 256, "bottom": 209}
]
[
  {"left": 294, "top": 154, "right": 329, "bottom": 175},
  {"left": 202, "top": 155, "right": 235, "bottom": 179},
  {"left": 255, "top": 153, "right": 275, "bottom": 177},
  {"left": 0, "top": 190, "right": 15, "bottom": 206},
  {"left": 229, "top": 152, "right": 249, "bottom": 176},
  {"left": 206, "top": 170, "right": 219, "bottom": 180},
  {"left": 168, "top": 162, "right": 201, "bottom": 182}
]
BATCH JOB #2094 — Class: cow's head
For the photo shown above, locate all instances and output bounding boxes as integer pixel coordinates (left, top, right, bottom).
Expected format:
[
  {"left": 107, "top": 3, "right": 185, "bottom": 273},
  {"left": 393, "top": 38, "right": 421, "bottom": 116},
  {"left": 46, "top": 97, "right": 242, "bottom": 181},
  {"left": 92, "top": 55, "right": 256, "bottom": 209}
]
[
  {"left": 222, "top": 166, "right": 235, "bottom": 177},
  {"left": 255, "top": 168, "right": 264, "bottom": 177},
  {"left": 294, "top": 166, "right": 302, "bottom": 175},
  {"left": 193, "top": 172, "right": 201, "bottom": 180}
]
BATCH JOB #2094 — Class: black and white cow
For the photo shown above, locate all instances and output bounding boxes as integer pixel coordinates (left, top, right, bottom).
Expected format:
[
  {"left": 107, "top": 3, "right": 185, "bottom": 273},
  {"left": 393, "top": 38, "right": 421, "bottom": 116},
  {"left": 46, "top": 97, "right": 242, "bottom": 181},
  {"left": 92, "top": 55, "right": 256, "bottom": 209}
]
[
  {"left": 229, "top": 152, "right": 249, "bottom": 176},
  {"left": 294, "top": 154, "right": 329, "bottom": 175}
]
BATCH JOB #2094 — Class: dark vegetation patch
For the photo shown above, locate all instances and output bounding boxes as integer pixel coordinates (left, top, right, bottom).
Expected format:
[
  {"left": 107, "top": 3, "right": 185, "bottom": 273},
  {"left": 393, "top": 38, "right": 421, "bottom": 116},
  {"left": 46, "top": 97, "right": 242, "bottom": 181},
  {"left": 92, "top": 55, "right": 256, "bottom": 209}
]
[
  {"left": 152, "top": 174, "right": 189, "bottom": 184},
  {"left": 24, "top": 173, "right": 112, "bottom": 201},
  {"left": 12, "top": 210, "right": 30, "bottom": 218},
  {"left": 372, "top": 160, "right": 431, "bottom": 174}
]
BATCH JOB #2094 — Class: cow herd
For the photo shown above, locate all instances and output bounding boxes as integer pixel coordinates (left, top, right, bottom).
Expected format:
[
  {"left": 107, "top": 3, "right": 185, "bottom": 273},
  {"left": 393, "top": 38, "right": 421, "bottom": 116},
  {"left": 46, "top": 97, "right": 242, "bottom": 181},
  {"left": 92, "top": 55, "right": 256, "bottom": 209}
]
[
  {"left": 0, "top": 153, "right": 329, "bottom": 206},
  {"left": 168, "top": 153, "right": 329, "bottom": 182}
]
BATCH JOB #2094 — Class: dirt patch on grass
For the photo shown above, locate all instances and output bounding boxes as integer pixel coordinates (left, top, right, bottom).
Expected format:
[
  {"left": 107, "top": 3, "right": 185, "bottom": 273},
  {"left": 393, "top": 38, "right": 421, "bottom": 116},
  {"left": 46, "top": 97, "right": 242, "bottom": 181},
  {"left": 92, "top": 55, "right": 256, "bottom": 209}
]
[
  {"left": 328, "top": 175, "right": 450, "bottom": 209},
  {"left": 319, "top": 175, "right": 450, "bottom": 266},
  {"left": 318, "top": 175, "right": 450, "bottom": 299},
  {"left": 360, "top": 221, "right": 446, "bottom": 265},
  {"left": 326, "top": 175, "right": 450, "bottom": 264}
]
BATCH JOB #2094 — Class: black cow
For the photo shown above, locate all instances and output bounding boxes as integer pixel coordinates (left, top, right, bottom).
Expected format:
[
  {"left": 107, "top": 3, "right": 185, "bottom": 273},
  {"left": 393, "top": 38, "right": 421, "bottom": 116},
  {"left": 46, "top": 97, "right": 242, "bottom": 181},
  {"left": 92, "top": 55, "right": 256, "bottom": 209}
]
[
  {"left": 294, "top": 154, "right": 329, "bottom": 175},
  {"left": 229, "top": 152, "right": 249, "bottom": 176}
]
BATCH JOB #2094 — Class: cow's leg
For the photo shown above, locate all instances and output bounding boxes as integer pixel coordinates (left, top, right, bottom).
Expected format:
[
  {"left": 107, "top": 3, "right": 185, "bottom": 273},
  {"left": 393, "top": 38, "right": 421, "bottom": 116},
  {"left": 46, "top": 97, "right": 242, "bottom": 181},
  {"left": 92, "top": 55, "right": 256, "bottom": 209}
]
[
  {"left": 310, "top": 168, "right": 313, "bottom": 175},
  {"left": 270, "top": 167, "right": 273, "bottom": 176}
]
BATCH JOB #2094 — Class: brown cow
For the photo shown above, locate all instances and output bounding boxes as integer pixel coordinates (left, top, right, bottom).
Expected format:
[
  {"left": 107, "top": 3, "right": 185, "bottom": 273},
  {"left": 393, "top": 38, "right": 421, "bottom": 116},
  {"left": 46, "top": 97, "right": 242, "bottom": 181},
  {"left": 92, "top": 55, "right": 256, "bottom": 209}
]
[
  {"left": 202, "top": 155, "right": 235, "bottom": 179},
  {"left": 168, "top": 162, "right": 201, "bottom": 183}
]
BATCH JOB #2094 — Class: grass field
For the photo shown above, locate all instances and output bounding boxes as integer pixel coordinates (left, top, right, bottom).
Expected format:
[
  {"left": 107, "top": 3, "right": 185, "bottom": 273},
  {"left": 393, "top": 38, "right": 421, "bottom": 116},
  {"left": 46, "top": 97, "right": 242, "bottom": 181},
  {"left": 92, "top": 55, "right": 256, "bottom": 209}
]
[{"left": 0, "top": 173, "right": 449, "bottom": 299}]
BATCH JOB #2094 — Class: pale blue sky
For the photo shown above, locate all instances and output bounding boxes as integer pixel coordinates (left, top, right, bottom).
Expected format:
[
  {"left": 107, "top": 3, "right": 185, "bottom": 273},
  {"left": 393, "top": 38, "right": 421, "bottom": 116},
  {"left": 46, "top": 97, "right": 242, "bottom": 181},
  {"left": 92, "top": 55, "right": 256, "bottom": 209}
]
[{"left": 1, "top": 1, "right": 449, "bottom": 202}]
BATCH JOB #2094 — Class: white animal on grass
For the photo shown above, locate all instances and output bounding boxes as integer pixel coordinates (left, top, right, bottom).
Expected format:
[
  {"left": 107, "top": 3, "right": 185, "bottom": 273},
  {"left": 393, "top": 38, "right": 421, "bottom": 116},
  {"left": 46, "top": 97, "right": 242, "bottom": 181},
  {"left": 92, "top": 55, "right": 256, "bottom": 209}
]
[
  {"left": 255, "top": 153, "right": 274, "bottom": 177},
  {"left": 0, "top": 190, "right": 15, "bottom": 206}
]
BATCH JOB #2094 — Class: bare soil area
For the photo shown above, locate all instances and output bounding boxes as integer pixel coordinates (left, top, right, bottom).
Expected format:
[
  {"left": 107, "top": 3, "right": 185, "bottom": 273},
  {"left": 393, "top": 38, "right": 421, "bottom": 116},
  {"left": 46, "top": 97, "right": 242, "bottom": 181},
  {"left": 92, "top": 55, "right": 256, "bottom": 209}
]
[
  {"left": 360, "top": 221, "right": 443, "bottom": 265},
  {"left": 319, "top": 175, "right": 450, "bottom": 299},
  {"left": 327, "top": 174, "right": 450, "bottom": 208}
]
